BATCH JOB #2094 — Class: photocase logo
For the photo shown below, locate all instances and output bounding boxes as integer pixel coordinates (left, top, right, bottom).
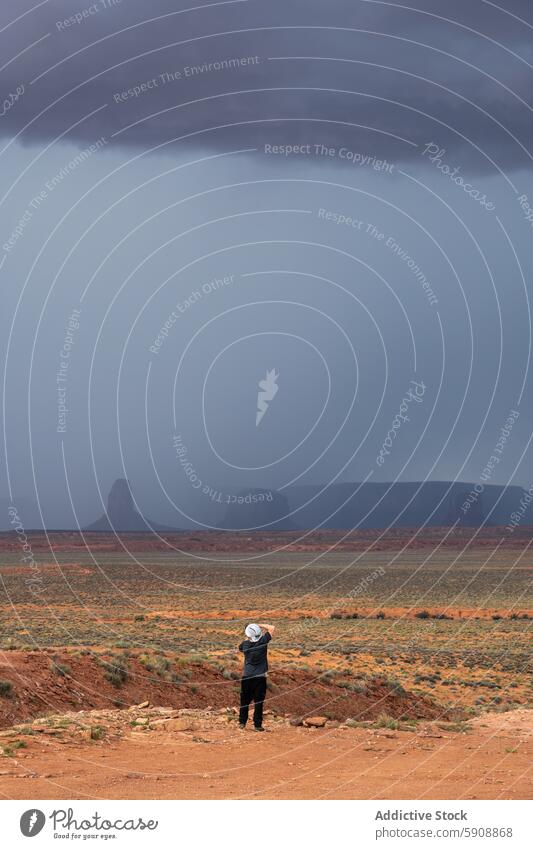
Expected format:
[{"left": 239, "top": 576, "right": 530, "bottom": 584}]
[
  {"left": 20, "top": 809, "right": 46, "bottom": 837},
  {"left": 256, "top": 368, "right": 279, "bottom": 426}
]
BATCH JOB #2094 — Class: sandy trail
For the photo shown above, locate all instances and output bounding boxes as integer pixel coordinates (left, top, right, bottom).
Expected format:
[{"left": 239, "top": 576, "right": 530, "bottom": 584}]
[{"left": 0, "top": 708, "right": 530, "bottom": 800}]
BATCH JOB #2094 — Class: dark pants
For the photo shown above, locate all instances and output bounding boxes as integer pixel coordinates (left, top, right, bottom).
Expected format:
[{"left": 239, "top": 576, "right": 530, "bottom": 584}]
[{"left": 239, "top": 675, "right": 267, "bottom": 727}]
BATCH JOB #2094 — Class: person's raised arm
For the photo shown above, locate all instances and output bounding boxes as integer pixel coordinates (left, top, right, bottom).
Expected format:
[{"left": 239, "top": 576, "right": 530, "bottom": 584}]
[{"left": 258, "top": 623, "right": 275, "bottom": 636}]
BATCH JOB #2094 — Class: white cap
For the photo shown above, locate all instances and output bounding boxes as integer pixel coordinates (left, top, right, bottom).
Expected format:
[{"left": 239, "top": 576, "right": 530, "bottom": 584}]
[{"left": 245, "top": 623, "right": 262, "bottom": 642}]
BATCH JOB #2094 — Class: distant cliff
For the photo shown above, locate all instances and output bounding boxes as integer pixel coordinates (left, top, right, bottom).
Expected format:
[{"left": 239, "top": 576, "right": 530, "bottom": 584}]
[
  {"left": 221, "top": 489, "right": 295, "bottom": 530},
  {"left": 8, "top": 478, "right": 530, "bottom": 533},
  {"left": 84, "top": 479, "right": 178, "bottom": 533},
  {"left": 283, "top": 481, "right": 529, "bottom": 530}
]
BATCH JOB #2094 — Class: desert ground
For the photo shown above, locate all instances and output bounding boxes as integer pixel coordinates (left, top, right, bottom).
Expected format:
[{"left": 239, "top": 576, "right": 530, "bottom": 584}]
[{"left": 0, "top": 529, "right": 531, "bottom": 799}]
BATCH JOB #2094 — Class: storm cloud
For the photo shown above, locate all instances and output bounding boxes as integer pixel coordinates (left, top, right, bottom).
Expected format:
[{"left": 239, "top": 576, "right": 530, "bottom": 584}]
[
  {"left": 1, "top": 0, "right": 533, "bottom": 173},
  {"left": 2, "top": 1, "right": 533, "bottom": 532}
]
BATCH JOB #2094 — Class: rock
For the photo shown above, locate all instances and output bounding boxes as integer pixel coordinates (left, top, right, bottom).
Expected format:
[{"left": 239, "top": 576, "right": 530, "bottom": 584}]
[
  {"left": 222, "top": 489, "right": 294, "bottom": 530},
  {"left": 303, "top": 716, "right": 328, "bottom": 728},
  {"left": 154, "top": 718, "right": 197, "bottom": 732},
  {"left": 85, "top": 478, "right": 176, "bottom": 532},
  {"left": 137, "top": 701, "right": 150, "bottom": 709},
  {"left": 150, "top": 707, "right": 177, "bottom": 716},
  {"left": 133, "top": 717, "right": 149, "bottom": 726},
  {"left": 289, "top": 717, "right": 303, "bottom": 726}
]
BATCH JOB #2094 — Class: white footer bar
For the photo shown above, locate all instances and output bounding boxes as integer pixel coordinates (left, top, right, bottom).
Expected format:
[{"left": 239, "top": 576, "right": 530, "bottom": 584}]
[{"left": 3, "top": 799, "right": 530, "bottom": 848}]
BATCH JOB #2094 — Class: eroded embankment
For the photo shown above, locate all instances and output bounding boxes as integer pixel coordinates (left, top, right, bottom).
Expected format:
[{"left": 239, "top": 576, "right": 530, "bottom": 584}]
[{"left": 0, "top": 649, "right": 448, "bottom": 729}]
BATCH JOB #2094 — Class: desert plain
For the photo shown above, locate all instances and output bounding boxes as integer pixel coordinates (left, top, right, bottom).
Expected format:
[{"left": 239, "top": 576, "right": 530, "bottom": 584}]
[{"left": 0, "top": 528, "right": 531, "bottom": 799}]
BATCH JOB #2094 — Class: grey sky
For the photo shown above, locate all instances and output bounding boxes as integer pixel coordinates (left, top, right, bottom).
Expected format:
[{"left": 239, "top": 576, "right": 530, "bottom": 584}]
[{"left": 1, "top": 0, "right": 533, "bottom": 529}]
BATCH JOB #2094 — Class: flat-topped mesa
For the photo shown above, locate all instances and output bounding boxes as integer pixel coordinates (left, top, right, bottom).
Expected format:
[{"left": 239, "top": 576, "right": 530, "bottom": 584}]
[{"left": 221, "top": 489, "right": 295, "bottom": 531}]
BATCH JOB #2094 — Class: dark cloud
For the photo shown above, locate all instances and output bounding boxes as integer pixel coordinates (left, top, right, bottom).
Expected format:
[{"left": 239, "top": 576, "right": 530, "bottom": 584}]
[{"left": 1, "top": 0, "right": 533, "bottom": 172}]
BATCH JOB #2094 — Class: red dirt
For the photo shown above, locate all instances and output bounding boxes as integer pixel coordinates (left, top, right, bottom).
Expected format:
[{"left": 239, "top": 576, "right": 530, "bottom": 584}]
[
  {"left": 140, "top": 606, "right": 530, "bottom": 621},
  {"left": 0, "top": 650, "right": 444, "bottom": 730},
  {"left": 0, "top": 707, "right": 530, "bottom": 800},
  {"left": 1, "top": 526, "right": 531, "bottom": 553}
]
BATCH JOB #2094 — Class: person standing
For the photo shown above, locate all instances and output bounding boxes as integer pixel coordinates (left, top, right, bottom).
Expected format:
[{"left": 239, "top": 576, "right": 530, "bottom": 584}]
[{"left": 238, "top": 622, "right": 275, "bottom": 731}]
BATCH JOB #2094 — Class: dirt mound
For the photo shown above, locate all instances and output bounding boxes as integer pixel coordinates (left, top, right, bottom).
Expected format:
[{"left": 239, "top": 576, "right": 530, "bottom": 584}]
[{"left": 0, "top": 650, "right": 444, "bottom": 729}]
